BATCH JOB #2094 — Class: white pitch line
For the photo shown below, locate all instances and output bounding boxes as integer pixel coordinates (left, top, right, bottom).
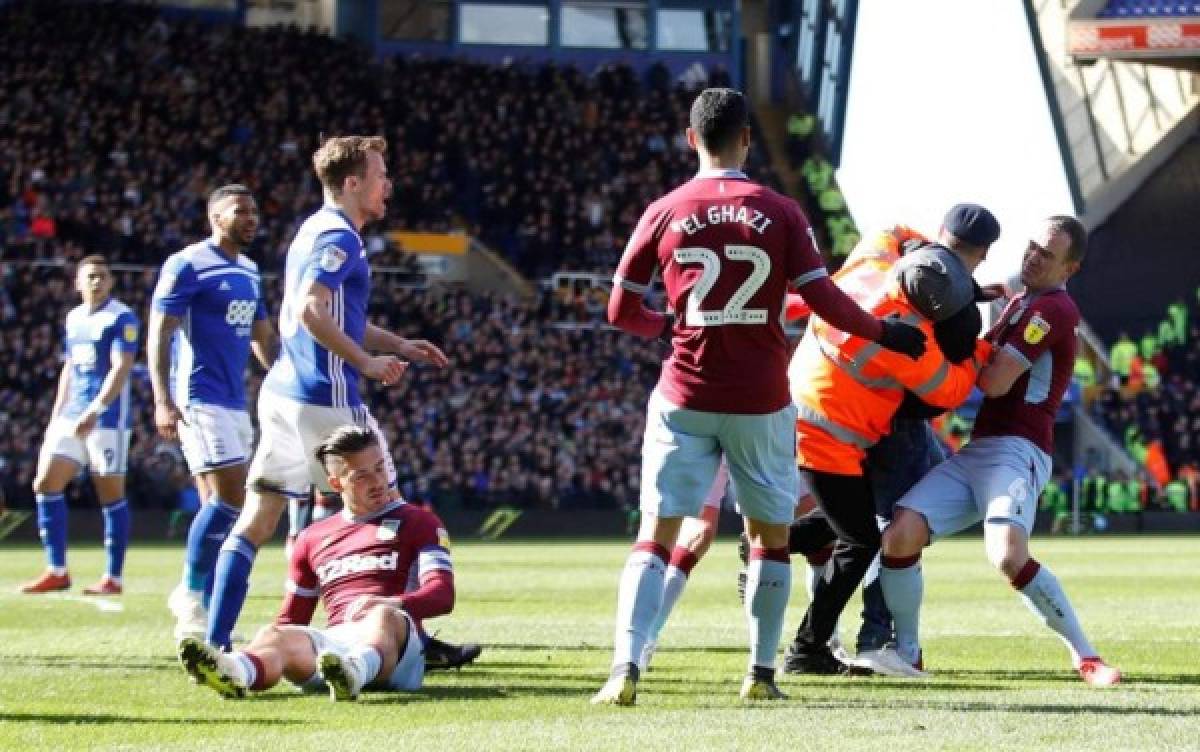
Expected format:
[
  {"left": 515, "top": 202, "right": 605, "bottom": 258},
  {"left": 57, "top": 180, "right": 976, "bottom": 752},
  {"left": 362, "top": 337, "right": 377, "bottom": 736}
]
[{"left": 47, "top": 593, "right": 125, "bottom": 612}]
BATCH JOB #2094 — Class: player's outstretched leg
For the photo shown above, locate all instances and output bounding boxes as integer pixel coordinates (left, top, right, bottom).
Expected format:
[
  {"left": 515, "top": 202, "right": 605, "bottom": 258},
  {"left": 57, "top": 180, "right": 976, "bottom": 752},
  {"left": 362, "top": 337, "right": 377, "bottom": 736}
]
[
  {"left": 987, "top": 522, "right": 1120, "bottom": 687},
  {"left": 1008, "top": 555, "right": 1120, "bottom": 687},
  {"left": 178, "top": 637, "right": 247, "bottom": 699}
]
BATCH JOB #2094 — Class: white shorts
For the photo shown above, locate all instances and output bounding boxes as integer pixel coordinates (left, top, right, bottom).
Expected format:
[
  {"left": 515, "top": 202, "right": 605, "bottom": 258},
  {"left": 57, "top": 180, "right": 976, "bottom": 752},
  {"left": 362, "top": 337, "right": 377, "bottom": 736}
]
[
  {"left": 177, "top": 403, "right": 254, "bottom": 474},
  {"left": 247, "top": 392, "right": 396, "bottom": 498},
  {"left": 895, "top": 435, "right": 1052, "bottom": 539},
  {"left": 640, "top": 390, "right": 799, "bottom": 525},
  {"left": 39, "top": 417, "right": 130, "bottom": 476},
  {"left": 298, "top": 611, "right": 424, "bottom": 691}
]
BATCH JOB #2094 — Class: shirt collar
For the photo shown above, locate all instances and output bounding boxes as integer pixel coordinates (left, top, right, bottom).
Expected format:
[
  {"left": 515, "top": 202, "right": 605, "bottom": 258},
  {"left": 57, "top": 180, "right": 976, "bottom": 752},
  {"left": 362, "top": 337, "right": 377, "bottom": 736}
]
[
  {"left": 693, "top": 168, "right": 748, "bottom": 180},
  {"left": 342, "top": 498, "right": 406, "bottom": 524}
]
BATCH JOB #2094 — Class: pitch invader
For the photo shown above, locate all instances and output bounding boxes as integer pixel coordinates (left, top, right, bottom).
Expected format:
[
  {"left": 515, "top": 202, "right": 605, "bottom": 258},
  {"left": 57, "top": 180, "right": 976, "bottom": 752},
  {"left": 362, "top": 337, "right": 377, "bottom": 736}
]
[
  {"left": 21, "top": 256, "right": 138, "bottom": 595},
  {"left": 150, "top": 185, "right": 278, "bottom": 639},
  {"left": 203, "top": 135, "right": 449, "bottom": 650},
  {"left": 179, "top": 426, "right": 456, "bottom": 701},
  {"left": 593, "top": 88, "right": 926, "bottom": 705},
  {"left": 879, "top": 216, "right": 1121, "bottom": 687}
]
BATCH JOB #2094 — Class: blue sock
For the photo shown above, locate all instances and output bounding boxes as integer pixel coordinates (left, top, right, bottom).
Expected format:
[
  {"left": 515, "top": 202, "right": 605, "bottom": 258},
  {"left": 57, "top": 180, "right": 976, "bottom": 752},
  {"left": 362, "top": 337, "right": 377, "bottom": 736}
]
[
  {"left": 183, "top": 498, "right": 240, "bottom": 593},
  {"left": 36, "top": 493, "right": 68, "bottom": 572},
  {"left": 208, "top": 534, "right": 257, "bottom": 650},
  {"left": 101, "top": 499, "right": 130, "bottom": 579}
]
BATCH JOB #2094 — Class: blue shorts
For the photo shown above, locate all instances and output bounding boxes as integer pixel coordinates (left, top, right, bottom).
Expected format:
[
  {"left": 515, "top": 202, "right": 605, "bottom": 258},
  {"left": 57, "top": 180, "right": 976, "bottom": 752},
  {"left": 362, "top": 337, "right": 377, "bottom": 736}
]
[
  {"left": 894, "top": 435, "right": 1052, "bottom": 539},
  {"left": 639, "top": 390, "right": 798, "bottom": 525}
]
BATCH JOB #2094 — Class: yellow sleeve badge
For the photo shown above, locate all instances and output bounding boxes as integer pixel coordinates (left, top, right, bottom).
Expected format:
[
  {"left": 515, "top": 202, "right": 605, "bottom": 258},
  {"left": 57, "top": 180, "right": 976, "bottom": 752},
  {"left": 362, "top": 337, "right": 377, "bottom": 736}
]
[
  {"left": 437, "top": 527, "right": 452, "bottom": 550},
  {"left": 123, "top": 323, "right": 139, "bottom": 343},
  {"left": 1023, "top": 314, "right": 1050, "bottom": 346}
]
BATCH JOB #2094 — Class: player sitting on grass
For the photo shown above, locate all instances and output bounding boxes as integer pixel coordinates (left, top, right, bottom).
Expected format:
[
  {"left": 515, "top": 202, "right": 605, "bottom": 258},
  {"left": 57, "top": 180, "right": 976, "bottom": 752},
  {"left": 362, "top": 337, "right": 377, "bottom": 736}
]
[{"left": 178, "top": 425, "right": 457, "bottom": 701}]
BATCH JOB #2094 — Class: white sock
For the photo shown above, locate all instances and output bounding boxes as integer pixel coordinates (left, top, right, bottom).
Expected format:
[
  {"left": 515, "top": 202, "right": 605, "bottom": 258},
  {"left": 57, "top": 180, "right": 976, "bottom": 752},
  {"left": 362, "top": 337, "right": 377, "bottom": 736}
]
[
  {"left": 648, "top": 565, "right": 689, "bottom": 643},
  {"left": 231, "top": 652, "right": 255, "bottom": 687},
  {"left": 745, "top": 554, "right": 791, "bottom": 670},
  {"left": 1017, "top": 563, "right": 1097, "bottom": 664},
  {"left": 611, "top": 545, "right": 668, "bottom": 668},
  {"left": 880, "top": 557, "right": 923, "bottom": 665},
  {"left": 346, "top": 645, "right": 383, "bottom": 684}
]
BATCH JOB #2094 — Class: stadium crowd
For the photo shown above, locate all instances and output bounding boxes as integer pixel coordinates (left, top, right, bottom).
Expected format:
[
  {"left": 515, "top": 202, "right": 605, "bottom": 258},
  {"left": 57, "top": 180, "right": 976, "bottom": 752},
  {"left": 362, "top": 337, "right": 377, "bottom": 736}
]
[
  {"left": 0, "top": 259, "right": 665, "bottom": 514},
  {"left": 0, "top": 1, "right": 776, "bottom": 279},
  {"left": 0, "top": 1, "right": 779, "bottom": 514}
]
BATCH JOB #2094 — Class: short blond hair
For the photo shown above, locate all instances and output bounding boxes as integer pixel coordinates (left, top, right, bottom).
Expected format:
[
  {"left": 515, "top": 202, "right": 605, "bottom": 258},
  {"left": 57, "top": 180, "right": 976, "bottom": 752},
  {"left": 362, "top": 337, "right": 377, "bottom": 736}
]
[{"left": 312, "top": 135, "right": 387, "bottom": 195}]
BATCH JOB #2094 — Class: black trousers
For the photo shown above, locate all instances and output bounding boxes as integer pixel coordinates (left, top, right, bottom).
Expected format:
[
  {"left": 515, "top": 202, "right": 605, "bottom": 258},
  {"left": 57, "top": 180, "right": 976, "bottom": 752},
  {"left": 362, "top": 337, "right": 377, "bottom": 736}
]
[{"left": 788, "top": 469, "right": 881, "bottom": 652}]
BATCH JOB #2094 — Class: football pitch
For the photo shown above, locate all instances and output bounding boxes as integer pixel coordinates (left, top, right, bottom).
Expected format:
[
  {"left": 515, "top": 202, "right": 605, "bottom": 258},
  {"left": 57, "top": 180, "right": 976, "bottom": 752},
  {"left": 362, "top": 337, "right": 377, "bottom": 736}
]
[{"left": 2, "top": 535, "right": 1198, "bottom": 751}]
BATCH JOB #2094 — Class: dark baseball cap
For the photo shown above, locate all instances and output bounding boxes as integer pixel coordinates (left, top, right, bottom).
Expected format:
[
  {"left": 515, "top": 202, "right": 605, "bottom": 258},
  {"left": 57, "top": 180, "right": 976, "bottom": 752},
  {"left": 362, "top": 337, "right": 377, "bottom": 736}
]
[{"left": 943, "top": 203, "right": 1001, "bottom": 248}]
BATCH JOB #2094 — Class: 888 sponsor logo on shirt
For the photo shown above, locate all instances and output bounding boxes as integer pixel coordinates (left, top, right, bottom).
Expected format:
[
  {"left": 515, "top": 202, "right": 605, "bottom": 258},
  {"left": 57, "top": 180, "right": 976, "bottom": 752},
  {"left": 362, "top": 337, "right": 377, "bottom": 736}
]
[{"left": 225, "top": 299, "right": 257, "bottom": 335}]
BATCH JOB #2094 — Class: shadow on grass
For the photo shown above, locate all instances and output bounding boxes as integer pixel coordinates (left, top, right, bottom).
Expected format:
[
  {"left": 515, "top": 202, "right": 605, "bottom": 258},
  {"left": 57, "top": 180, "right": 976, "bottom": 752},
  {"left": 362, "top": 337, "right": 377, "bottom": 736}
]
[
  {"left": 3, "top": 655, "right": 179, "bottom": 672},
  {"left": 0, "top": 712, "right": 302, "bottom": 726}
]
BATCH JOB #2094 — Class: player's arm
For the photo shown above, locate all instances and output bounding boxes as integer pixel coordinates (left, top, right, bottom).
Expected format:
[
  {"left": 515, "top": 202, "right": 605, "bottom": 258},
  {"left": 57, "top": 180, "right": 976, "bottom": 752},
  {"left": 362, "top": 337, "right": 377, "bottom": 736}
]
[
  {"left": 149, "top": 256, "right": 196, "bottom": 439},
  {"left": 607, "top": 206, "right": 670, "bottom": 339},
  {"left": 363, "top": 323, "right": 449, "bottom": 369},
  {"left": 977, "top": 346, "right": 1030, "bottom": 397},
  {"left": 249, "top": 317, "right": 278, "bottom": 370},
  {"left": 786, "top": 209, "right": 925, "bottom": 359},
  {"left": 147, "top": 309, "right": 185, "bottom": 440},
  {"left": 48, "top": 355, "right": 72, "bottom": 421},
  {"left": 297, "top": 279, "right": 406, "bottom": 385},
  {"left": 889, "top": 336, "right": 994, "bottom": 410},
  {"left": 74, "top": 349, "right": 135, "bottom": 438},
  {"left": 978, "top": 299, "right": 1069, "bottom": 397},
  {"left": 276, "top": 534, "right": 319, "bottom": 626}
]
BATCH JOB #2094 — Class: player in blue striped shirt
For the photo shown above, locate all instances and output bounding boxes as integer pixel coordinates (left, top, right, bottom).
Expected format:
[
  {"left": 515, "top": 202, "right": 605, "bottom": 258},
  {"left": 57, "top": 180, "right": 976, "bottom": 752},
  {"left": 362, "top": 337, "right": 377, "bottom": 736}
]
[
  {"left": 21, "top": 256, "right": 139, "bottom": 595},
  {"left": 150, "top": 185, "right": 279, "bottom": 639},
  {"left": 205, "top": 135, "right": 448, "bottom": 650}
]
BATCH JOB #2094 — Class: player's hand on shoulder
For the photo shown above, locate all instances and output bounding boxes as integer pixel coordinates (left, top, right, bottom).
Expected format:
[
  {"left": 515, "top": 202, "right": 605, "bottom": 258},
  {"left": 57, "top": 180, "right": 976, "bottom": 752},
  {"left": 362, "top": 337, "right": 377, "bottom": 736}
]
[
  {"left": 364, "top": 355, "right": 408, "bottom": 386},
  {"left": 154, "top": 400, "right": 185, "bottom": 441},
  {"left": 877, "top": 316, "right": 927, "bottom": 360},
  {"left": 398, "top": 338, "right": 449, "bottom": 368}
]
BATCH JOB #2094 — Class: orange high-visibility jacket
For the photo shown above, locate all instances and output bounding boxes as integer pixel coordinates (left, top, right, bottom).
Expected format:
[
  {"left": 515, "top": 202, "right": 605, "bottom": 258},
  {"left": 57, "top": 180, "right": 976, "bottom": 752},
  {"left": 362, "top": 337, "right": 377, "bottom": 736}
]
[{"left": 789, "top": 259, "right": 992, "bottom": 476}]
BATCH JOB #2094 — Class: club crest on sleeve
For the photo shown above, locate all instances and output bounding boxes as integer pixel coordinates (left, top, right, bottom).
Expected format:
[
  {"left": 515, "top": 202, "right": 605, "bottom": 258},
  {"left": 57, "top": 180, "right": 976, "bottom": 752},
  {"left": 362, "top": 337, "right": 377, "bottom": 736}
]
[
  {"left": 318, "top": 243, "right": 348, "bottom": 273},
  {"left": 437, "top": 527, "right": 452, "bottom": 550},
  {"left": 1023, "top": 314, "right": 1050, "bottom": 345},
  {"left": 377, "top": 518, "right": 402, "bottom": 541},
  {"left": 123, "top": 323, "right": 138, "bottom": 343}
]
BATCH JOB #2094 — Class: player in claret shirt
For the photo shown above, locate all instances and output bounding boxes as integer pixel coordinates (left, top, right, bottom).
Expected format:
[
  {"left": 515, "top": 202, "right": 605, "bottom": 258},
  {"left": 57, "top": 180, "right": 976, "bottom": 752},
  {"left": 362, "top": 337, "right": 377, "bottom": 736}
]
[
  {"left": 592, "top": 87, "right": 927, "bottom": 705},
  {"left": 178, "top": 426, "right": 455, "bottom": 701},
  {"left": 879, "top": 215, "right": 1121, "bottom": 687}
]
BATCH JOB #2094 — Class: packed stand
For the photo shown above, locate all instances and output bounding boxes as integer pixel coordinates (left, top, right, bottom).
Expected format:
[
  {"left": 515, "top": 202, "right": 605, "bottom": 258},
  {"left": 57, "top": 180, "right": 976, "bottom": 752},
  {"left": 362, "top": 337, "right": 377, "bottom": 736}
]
[
  {"left": 0, "top": 259, "right": 666, "bottom": 514},
  {"left": 0, "top": 1, "right": 778, "bottom": 280},
  {"left": 1088, "top": 288, "right": 1200, "bottom": 513}
]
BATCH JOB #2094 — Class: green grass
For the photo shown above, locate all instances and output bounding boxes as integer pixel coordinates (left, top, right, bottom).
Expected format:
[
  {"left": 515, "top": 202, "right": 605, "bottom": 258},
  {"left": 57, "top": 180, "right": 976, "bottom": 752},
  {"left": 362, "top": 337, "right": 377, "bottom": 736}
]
[{"left": 1, "top": 535, "right": 1198, "bottom": 751}]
